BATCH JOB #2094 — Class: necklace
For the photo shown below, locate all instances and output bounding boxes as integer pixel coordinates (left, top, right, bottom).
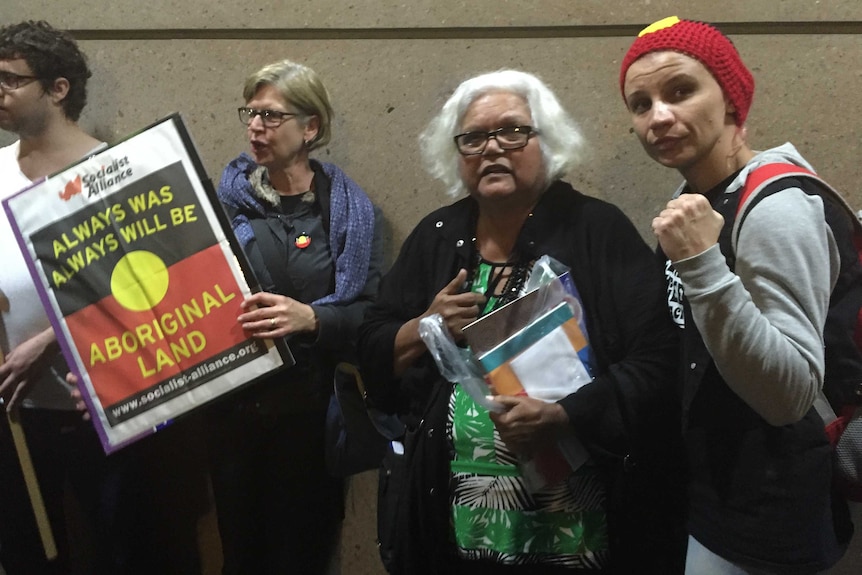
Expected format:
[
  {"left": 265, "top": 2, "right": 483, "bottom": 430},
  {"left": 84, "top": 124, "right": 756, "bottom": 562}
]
[{"left": 470, "top": 252, "right": 532, "bottom": 312}]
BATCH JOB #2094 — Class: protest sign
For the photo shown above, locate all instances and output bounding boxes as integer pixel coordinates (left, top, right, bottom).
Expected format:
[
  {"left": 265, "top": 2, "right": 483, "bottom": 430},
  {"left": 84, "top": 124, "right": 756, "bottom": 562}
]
[{"left": 2, "top": 114, "right": 292, "bottom": 453}]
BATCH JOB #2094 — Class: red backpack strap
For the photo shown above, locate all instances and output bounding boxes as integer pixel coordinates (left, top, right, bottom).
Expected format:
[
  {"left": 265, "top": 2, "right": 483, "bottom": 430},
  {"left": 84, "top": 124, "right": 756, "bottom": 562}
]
[{"left": 737, "top": 163, "right": 818, "bottom": 217}]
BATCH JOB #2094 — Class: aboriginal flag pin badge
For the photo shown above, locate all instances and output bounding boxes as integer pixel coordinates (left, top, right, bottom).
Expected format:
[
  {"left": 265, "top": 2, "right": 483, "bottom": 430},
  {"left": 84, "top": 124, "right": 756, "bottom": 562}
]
[{"left": 295, "top": 232, "right": 311, "bottom": 249}]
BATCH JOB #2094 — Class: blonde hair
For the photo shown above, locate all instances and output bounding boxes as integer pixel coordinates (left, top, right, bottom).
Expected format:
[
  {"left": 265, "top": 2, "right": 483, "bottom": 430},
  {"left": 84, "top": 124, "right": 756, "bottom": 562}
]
[{"left": 243, "top": 59, "right": 334, "bottom": 150}]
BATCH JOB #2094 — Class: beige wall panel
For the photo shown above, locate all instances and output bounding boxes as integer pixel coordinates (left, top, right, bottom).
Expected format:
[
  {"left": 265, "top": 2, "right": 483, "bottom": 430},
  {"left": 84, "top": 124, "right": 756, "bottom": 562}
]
[
  {"left": 4, "top": 1, "right": 862, "bottom": 30},
  {"left": 2, "top": 34, "right": 861, "bottom": 247},
  {"left": 4, "top": 34, "right": 852, "bottom": 250},
  {"left": 341, "top": 471, "right": 387, "bottom": 575}
]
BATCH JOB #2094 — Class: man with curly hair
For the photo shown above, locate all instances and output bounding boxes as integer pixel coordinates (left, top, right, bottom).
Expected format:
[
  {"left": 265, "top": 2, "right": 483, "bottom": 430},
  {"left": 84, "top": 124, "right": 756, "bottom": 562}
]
[{"left": 0, "top": 21, "right": 203, "bottom": 575}]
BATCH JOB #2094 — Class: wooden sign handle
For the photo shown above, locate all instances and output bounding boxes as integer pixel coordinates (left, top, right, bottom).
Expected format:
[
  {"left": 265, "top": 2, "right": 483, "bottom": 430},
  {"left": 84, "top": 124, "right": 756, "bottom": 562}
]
[{"left": 1, "top": 348, "right": 58, "bottom": 560}]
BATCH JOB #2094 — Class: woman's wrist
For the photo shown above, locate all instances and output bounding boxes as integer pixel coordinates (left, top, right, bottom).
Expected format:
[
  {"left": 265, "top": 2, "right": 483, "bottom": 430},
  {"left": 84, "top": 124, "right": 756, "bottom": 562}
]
[{"left": 307, "top": 304, "right": 320, "bottom": 334}]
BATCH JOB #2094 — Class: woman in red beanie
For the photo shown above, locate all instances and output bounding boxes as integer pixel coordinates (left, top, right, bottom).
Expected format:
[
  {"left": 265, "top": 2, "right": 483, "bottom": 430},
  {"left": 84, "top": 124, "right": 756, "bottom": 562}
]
[{"left": 621, "top": 15, "right": 855, "bottom": 574}]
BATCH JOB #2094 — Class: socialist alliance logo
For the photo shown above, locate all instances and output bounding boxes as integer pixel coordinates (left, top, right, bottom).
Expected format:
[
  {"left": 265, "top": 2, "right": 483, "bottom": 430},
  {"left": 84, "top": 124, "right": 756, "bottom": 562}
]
[
  {"left": 58, "top": 156, "right": 134, "bottom": 201},
  {"left": 59, "top": 175, "right": 83, "bottom": 201}
]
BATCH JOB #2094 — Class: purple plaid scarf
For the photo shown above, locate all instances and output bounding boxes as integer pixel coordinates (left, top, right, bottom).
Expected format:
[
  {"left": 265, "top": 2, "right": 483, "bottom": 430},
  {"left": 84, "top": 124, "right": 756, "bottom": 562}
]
[{"left": 218, "top": 153, "right": 375, "bottom": 305}]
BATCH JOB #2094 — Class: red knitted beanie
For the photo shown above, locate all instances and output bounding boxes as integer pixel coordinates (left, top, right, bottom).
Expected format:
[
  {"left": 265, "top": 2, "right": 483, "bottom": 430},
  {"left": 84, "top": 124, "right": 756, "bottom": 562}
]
[{"left": 619, "top": 16, "right": 754, "bottom": 126}]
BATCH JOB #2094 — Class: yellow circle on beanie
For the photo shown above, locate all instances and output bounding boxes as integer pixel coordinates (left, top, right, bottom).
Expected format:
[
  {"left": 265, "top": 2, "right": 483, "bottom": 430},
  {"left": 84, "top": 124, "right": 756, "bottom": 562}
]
[{"left": 638, "top": 16, "right": 681, "bottom": 37}]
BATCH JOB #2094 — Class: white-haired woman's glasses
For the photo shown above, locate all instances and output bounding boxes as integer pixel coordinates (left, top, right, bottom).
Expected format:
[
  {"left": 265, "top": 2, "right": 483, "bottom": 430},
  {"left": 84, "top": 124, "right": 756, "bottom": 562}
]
[{"left": 453, "top": 125, "right": 538, "bottom": 156}]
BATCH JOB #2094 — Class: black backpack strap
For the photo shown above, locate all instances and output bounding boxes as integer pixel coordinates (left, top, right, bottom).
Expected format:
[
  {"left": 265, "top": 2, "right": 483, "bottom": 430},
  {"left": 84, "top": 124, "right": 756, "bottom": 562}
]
[{"left": 730, "top": 165, "right": 862, "bottom": 409}]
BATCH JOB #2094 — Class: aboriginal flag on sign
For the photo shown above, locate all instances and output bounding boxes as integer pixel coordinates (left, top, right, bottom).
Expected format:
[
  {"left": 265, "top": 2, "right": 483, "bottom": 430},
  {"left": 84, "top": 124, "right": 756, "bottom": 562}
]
[
  {"left": 28, "top": 161, "right": 265, "bottom": 425},
  {"left": 32, "top": 161, "right": 214, "bottom": 315}
]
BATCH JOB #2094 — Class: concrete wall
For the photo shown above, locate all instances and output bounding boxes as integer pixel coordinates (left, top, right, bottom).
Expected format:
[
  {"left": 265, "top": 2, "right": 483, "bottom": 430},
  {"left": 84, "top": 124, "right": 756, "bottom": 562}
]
[{"left": 1, "top": 2, "right": 861, "bottom": 573}]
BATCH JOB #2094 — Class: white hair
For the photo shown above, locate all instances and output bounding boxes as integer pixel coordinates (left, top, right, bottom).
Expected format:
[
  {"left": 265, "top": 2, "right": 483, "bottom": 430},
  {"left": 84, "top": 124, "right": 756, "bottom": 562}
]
[{"left": 419, "top": 69, "right": 585, "bottom": 198}]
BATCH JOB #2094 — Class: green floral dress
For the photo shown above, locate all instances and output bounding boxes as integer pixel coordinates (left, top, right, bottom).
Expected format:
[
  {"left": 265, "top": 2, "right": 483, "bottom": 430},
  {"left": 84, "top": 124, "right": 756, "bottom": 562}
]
[{"left": 448, "top": 259, "right": 609, "bottom": 569}]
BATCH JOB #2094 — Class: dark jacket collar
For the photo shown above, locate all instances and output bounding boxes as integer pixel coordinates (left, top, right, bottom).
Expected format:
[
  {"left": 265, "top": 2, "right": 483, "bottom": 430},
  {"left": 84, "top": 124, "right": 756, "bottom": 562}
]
[{"left": 431, "top": 180, "right": 582, "bottom": 266}]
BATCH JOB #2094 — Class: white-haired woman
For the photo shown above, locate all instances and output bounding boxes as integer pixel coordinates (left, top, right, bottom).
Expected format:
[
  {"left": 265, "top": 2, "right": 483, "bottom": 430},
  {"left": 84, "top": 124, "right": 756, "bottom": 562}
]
[
  {"left": 359, "top": 70, "right": 687, "bottom": 574},
  {"left": 208, "top": 59, "right": 383, "bottom": 575}
]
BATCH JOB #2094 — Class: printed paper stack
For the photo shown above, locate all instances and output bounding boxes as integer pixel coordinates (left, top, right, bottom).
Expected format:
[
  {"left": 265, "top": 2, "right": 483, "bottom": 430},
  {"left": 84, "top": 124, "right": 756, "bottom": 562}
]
[{"left": 463, "top": 277, "right": 593, "bottom": 487}]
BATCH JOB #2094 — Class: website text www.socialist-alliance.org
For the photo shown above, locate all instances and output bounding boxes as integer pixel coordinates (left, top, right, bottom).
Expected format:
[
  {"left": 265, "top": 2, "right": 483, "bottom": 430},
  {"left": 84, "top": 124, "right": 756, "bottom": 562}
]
[{"left": 110, "top": 341, "right": 261, "bottom": 419}]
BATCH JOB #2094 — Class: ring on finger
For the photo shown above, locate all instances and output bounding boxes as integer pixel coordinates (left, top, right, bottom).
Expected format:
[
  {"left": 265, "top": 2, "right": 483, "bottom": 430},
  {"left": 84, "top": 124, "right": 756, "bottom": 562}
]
[{"left": 270, "top": 317, "right": 276, "bottom": 327}]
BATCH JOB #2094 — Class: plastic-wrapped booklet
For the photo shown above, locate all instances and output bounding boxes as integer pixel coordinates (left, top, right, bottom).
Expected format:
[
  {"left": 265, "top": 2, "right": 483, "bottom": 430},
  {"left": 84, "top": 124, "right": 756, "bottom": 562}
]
[
  {"left": 463, "top": 274, "right": 593, "bottom": 402},
  {"left": 461, "top": 272, "right": 592, "bottom": 488}
]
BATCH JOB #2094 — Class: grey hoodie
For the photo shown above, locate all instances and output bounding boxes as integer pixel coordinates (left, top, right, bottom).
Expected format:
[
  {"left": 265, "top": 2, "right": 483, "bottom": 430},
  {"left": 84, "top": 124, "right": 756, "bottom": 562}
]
[{"left": 671, "top": 143, "right": 840, "bottom": 426}]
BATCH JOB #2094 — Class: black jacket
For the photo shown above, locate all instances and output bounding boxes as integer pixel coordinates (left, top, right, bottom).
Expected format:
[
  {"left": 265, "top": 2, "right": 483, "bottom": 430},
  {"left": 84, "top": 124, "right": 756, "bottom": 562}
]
[{"left": 217, "top": 161, "right": 385, "bottom": 414}]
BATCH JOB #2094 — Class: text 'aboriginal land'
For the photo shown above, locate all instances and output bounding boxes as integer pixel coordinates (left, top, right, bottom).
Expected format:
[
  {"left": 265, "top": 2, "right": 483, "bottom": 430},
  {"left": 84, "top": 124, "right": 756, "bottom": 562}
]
[{"left": 88, "top": 283, "right": 236, "bottom": 378}]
